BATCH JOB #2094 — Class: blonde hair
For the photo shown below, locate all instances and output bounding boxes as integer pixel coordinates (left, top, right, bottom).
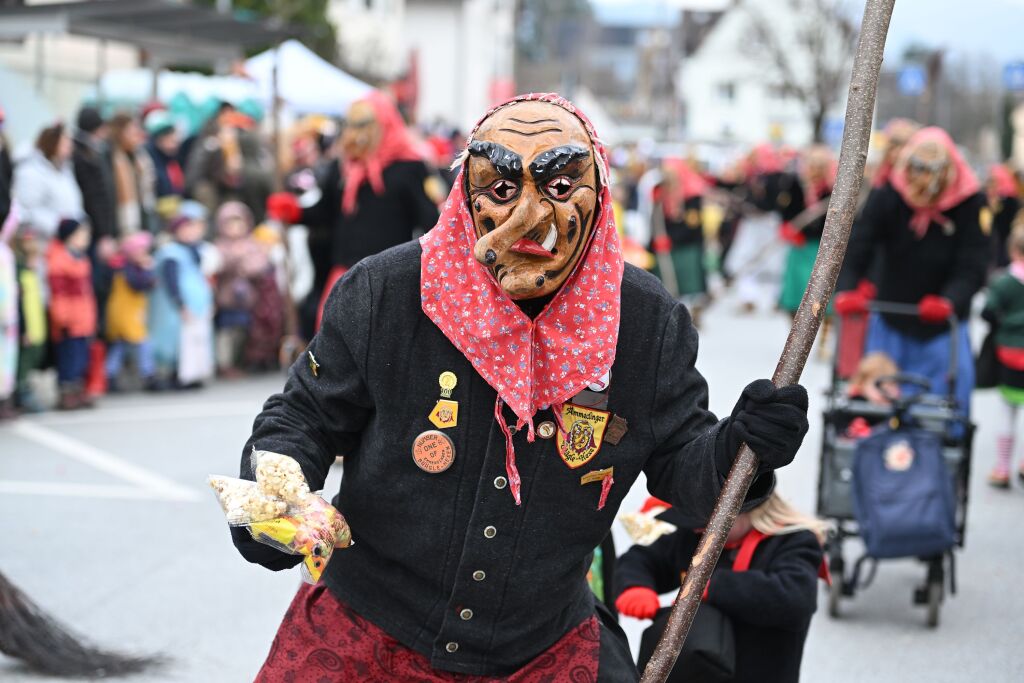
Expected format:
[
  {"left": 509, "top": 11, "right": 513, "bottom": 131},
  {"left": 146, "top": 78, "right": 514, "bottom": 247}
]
[
  {"left": 850, "top": 351, "right": 898, "bottom": 391},
  {"left": 748, "top": 492, "right": 832, "bottom": 544}
]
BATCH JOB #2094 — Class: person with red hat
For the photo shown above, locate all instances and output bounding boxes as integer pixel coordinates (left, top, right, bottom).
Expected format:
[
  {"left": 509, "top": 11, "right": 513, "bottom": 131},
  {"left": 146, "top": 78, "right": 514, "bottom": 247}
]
[{"left": 230, "top": 94, "right": 809, "bottom": 680}]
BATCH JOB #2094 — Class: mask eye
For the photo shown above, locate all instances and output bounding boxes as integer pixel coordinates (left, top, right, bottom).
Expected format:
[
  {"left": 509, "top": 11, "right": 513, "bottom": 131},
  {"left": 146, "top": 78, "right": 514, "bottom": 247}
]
[
  {"left": 488, "top": 179, "right": 520, "bottom": 203},
  {"left": 546, "top": 176, "right": 574, "bottom": 200}
]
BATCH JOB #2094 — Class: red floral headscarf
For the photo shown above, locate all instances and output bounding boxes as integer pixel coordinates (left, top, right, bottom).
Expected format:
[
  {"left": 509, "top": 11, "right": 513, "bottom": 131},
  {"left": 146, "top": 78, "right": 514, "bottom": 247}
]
[
  {"left": 342, "top": 90, "right": 422, "bottom": 216},
  {"left": 420, "top": 93, "right": 624, "bottom": 504}
]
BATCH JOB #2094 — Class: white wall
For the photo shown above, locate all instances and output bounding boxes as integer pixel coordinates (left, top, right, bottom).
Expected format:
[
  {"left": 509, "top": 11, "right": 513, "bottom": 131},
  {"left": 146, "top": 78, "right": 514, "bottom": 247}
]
[
  {"left": 678, "top": 0, "right": 847, "bottom": 146},
  {"left": 0, "top": 33, "right": 139, "bottom": 148},
  {"left": 403, "top": 0, "right": 515, "bottom": 132}
]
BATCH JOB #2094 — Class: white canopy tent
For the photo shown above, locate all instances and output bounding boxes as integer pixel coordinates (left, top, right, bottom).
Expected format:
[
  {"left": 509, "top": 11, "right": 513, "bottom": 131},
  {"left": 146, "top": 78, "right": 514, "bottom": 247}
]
[{"left": 245, "top": 40, "right": 373, "bottom": 117}]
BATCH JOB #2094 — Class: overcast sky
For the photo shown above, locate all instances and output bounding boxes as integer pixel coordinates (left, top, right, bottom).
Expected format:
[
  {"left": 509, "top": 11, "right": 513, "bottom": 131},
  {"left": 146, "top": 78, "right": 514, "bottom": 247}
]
[{"left": 593, "top": 0, "right": 1024, "bottom": 66}]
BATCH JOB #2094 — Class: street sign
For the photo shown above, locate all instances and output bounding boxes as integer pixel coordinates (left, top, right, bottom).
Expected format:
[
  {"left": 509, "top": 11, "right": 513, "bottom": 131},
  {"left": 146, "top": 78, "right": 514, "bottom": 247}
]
[
  {"left": 824, "top": 118, "right": 845, "bottom": 147},
  {"left": 1004, "top": 62, "right": 1024, "bottom": 92},
  {"left": 898, "top": 65, "right": 927, "bottom": 96}
]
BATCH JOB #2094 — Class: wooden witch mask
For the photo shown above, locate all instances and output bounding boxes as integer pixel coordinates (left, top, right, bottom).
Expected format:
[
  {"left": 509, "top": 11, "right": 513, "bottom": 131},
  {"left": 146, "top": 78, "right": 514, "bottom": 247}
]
[{"left": 465, "top": 101, "right": 600, "bottom": 300}]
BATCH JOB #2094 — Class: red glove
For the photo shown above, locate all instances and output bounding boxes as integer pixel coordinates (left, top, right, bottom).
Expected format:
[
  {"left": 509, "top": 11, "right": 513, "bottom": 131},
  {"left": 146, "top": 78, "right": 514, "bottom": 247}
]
[
  {"left": 651, "top": 234, "right": 672, "bottom": 254},
  {"left": 834, "top": 291, "right": 869, "bottom": 317},
  {"left": 918, "top": 295, "right": 953, "bottom": 323},
  {"left": 779, "top": 222, "right": 806, "bottom": 247},
  {"left": 266, "top": 191, "right": 302, "bottom": 224},
  {"left": 615, "top": 586, "right": 660, "bottom": 620}
]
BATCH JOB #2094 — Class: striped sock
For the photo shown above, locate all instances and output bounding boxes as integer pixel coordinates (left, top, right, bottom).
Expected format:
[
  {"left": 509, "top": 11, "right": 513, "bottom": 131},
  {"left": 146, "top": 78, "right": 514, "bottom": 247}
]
[{"left": 995, "top": 435, "right": 1013, "bottom": 476}]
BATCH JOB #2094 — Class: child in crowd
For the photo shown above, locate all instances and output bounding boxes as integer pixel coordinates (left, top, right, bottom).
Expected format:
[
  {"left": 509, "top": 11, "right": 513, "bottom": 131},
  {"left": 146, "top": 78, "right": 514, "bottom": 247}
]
[
  {"left": 983, "top": 223, "right": 1024, "bottom": 488},
  {"left": 245, "top": 224, "right": 287, "bottom": 371},
  {"left": 213, "top": 201, "right": 265, "bottom": 378},
  {"left": 13, "top": 225, "right": 47, "bottom": 412},
  {"left": 150, "top": 210, "right": 214, "bottom": 388},
  {"left": 47, "top": 218, "right": 97, "bottom": 410},
  {"left": 105, "top": 232, "right": 159, "bottom": 392},
  {"left": 843, "top": 352, "right": 900, "bottom": 438},
  {"left": 616, "top": 493, "right": 828, "bottom": 683},
  {"left": 0, "top": 209, "right": 17, "bottom": 418}
]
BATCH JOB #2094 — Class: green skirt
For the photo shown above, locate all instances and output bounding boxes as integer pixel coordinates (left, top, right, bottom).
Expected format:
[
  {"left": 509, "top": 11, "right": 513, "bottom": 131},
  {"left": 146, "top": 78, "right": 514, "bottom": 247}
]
[
  {"left": 779, "top": 240, "right": 830, "bottom": 314},
  {"left": 652, "top": 244, "right": 707, "bottom": 296}
]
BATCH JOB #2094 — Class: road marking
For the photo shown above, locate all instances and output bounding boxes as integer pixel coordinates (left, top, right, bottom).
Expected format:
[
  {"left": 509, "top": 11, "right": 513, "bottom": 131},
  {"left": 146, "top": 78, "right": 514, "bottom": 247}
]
[
  {"left": 0, "top": 481, "right": 182, "bottom": 500},
  {"left": 28, "top": 400, "right": 259, "bottom": 426},
  {"left": 6, "top": 421, "right": 202, "bottom": 502}
]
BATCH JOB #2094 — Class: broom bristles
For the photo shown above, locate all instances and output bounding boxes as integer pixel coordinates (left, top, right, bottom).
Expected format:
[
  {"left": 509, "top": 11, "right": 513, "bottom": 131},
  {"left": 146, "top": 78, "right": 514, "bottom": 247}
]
[{"left": 0, "top": 570, "right": 165, "bottom": 678}]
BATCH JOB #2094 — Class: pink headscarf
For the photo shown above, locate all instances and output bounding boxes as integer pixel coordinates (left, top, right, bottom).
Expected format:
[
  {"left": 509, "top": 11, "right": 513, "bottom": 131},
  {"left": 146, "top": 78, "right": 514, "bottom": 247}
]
[
  {"left": 342, "top": 90, "right": 423, "bottom": 216},
  {"left": 744, "top": 144, "right": 784, "bottom": 177},
  {"left": 419, "top": 93, "right": 624, "bottom": 505},
  {"left": 801, "top": 149, "right": 838, "bottom": 206},
  {"left": 989, "top": 164, "right": 1019, "bottom": 199},
  {"left": 660, "top": 158, "right": 709, "bottom": 221},
  {"left": 890, "top": 127, "right": 980, "bottom": 239},
  {"left": 121, "top": 232, "right": 152, "bottom": 260}
]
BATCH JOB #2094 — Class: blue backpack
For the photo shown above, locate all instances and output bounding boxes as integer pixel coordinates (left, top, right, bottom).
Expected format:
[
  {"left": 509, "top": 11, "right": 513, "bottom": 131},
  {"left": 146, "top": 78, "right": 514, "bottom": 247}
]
[{"left": 851, "top": 427, "right": 956, "bottom": 559}]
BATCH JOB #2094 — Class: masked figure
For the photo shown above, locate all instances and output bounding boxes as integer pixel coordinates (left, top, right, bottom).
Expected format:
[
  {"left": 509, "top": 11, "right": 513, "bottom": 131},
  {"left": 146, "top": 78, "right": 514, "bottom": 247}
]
[
  {"left": 649, "top": 158, "right": 710, "bottom": 322},
  {"left": 266, "top": 90, "right": 441, "bottom": 328},
  {"left": 721, "top": 144, "right": 806, "bottom": 314},
  {"left": 233, "top": 94, "right": 809, "bottom": 681},
  {"left": 837, "top": 127, "right": 989, "bottom": 413},
  {"left": 778, "top": 145, "right": 837, "bottom": 317},
  {"left": 987, "top": 163, "right": 1022, "bottom": 269}
]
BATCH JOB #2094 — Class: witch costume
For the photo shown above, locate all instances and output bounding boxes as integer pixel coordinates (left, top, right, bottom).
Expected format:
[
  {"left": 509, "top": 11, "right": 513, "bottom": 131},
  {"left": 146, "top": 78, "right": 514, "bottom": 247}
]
[{"left": 232, "top": 94, "right": 809, "bottom": 681}]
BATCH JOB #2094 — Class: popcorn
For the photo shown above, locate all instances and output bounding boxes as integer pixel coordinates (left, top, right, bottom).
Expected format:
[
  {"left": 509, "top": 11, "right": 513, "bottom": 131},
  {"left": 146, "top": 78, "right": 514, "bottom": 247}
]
[
  {"left": 253, "top": 451, "right": 311, "bottom": 504},
  {"left": 208, "top": 475, "right": 288, "bottom": 523},
  {"left": 209, "top": 450, "right": 351, "bottom": 584}
]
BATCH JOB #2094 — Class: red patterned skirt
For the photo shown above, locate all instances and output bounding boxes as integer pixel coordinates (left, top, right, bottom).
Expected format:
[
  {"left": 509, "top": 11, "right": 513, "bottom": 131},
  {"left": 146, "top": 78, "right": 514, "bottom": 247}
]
[{"left": 255, "top": 583, "right": 601, "bottom": 682}]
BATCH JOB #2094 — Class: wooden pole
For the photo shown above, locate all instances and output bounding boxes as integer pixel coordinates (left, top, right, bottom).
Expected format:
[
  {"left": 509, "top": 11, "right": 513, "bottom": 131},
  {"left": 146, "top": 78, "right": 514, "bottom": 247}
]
[{"left": 640, "top": 1, "right": 896, "bottom": 680}]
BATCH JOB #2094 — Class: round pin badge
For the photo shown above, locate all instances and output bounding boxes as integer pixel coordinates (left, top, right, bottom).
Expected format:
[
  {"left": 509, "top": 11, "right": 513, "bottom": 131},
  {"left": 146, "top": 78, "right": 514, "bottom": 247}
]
[
  {"left": 412, "top": 430, "right": 456, "bottom": 473},
  {"left": 588, "top": 371, "right": 611, "bottom": 392},
  {"left": 537, "top": 421, "right": 557, "bottom": 439}
]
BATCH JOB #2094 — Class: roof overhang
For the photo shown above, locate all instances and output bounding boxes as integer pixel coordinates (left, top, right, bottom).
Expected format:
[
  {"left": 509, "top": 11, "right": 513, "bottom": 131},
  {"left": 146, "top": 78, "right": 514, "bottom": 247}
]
[{"left": 0, "top": 0, "right": 298, "bottom": 66}]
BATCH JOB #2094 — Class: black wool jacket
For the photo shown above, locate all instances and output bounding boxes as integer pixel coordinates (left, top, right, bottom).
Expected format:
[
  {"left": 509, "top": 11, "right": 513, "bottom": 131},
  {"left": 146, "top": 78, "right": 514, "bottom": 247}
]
[
  {"left": 837, "top": 184, "right": 990, "bottom": 339},
  {"left": 301, "top": 159, "right": 440, "bottom": 269},
  {"left": 232, "top": 241, "right": 772, "bottom": 677},
  {"left": 618, "top": 528, "right": 823, "bottom": 683}
]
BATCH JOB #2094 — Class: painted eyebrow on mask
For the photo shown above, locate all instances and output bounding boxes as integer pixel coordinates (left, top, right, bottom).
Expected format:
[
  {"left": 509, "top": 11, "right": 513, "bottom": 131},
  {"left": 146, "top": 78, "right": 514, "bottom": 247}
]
[
  {"left": 529, "top": 145, "right": 591, "bottom": 181},
  {"left": 467, "top": 140, "right": 523, "bottom": 178}
]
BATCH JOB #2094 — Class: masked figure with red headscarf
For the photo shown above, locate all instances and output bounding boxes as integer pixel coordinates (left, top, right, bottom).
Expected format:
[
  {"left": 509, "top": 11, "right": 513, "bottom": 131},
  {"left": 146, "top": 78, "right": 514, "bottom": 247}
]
[
  {"left": 778, "top": 145, "right": 837, "bottom": 317},
  {"left": 233, "top": 94, "right": 809, "bottom": 681},
  {"left": 267, "top": 91, "right": 441, "bottom": 326},
  {"left": 987, "top": 163, "right": 1022, "bottom": 270},
  {"left": 721, "top": 144, "right": 806, "bottom": 313},
  {"left": 650, "top": 158, "right": 710, "bottom": 323},
  {"left": 837, "top": 127, "right": 990, "bottom": 412}
]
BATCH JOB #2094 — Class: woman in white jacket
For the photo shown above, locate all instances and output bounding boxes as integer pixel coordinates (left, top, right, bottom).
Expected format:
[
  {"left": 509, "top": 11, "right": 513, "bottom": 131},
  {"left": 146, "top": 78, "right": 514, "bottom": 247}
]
[{"left": 13, "top": 122, "right": 83, "bottom": 237}]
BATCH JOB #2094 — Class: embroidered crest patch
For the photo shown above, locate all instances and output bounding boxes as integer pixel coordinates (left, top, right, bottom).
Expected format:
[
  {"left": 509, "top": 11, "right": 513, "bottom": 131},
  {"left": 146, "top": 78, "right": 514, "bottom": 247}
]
[{"left": 557, "top": 403, "right": 611, "bottom": 469}]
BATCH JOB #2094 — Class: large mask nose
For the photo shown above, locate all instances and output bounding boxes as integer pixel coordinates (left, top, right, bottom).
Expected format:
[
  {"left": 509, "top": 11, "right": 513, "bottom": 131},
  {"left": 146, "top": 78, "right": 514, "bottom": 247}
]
[{"left": 473, "top": 185, "right": 555, "bottom": 266}]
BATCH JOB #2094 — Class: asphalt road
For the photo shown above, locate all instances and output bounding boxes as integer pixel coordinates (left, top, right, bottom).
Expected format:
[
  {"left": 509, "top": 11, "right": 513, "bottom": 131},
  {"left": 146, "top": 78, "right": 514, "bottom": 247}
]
[{"left": 2, "top": 289, "right": 1021, "bottom": 682}]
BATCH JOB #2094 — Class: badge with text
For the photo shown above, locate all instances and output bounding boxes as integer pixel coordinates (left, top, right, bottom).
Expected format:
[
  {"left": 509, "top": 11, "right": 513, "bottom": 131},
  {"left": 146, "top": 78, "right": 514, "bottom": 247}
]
[
  {"left": 412, "top": 430, "right": 455, "bottom": 473},
  {"left": 557, "top": 403, "right": 611, "bottom": 469},
  {"left": 438, "top": 371, "right": 458, "bottom": 398},
  {"left": 428, "top": 399, "right": 459, "bottom": 429}
]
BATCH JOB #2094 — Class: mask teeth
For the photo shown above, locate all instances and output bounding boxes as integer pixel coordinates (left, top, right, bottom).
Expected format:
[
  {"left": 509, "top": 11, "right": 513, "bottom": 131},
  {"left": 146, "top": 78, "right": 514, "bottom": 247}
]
[{"left": 541, "top": 223, "right": 557, "bottom": 251}]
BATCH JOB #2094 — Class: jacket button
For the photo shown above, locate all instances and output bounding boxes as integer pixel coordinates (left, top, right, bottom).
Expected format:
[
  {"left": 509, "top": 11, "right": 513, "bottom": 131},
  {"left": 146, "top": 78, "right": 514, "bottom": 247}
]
[
  {"left": 473, "top": 570, "right": 486, "bottom": 581},
  {"left": 460, "top": 608, "right": 473, "bottom": 620},
  {"left": 483, "top": 525, "right": 497, "bottom": 538},
  {"left": 446, "top": 641, "right": 459, "bottom": 653},
  {"left": 493, "top": 476, "right": 507, "bottom": 489}
]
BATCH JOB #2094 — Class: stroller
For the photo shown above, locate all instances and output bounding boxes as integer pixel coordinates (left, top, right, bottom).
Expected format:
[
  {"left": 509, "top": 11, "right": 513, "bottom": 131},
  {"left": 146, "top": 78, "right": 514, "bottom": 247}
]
[{"left": 816, "top": 302, "right": 974, "bottom": 627}]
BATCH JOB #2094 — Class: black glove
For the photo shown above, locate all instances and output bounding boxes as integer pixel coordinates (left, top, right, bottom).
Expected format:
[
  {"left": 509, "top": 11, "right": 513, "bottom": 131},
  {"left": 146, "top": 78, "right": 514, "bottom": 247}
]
[{"left": 719, "top": 379, "right": 809, "bottom": 474}]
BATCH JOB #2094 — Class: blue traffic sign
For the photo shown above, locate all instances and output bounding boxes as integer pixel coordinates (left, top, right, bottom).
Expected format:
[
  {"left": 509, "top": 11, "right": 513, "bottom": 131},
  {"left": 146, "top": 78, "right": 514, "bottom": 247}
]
[
  {"left": 1004, "top": 62, "right": 1024, "bottom": 92},
  {"left": 898, "top": 65, "right": 927, "bottom": 96}
]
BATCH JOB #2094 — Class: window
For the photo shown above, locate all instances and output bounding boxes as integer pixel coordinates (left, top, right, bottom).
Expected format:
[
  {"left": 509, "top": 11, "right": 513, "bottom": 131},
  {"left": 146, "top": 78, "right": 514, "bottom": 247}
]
[{"left": 717, "top": 82, "right": 736, "bottom": 102}]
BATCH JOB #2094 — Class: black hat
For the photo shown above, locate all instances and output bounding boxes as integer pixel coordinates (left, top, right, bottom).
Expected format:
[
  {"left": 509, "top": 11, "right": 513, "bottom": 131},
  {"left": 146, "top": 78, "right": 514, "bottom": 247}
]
[
  {"left": 57, "top": 218, "right": 83, "bottom": 242},
  {"left": 76, "top": 107, "right": 104, "bottom": 134}
]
